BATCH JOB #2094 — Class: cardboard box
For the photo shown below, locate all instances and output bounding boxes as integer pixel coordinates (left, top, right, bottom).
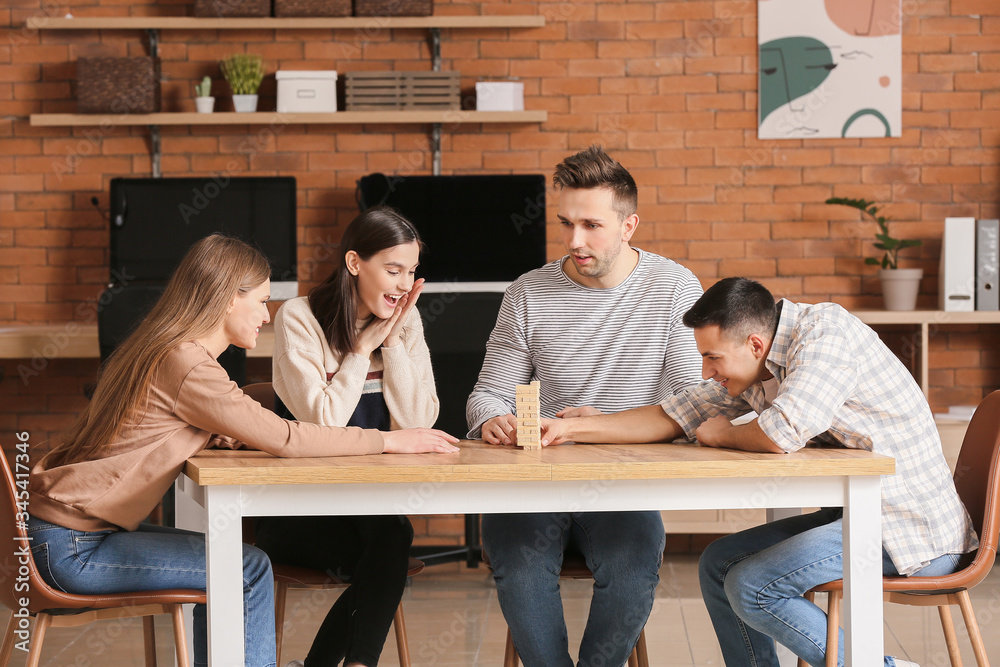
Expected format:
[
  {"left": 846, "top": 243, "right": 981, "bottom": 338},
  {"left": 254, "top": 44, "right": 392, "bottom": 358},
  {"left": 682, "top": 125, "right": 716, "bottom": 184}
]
[
  {"left": 476, "top": 81, "right": 523, "bottom": 112},
  {"left": 276, "top": 71, "right": 338, "bottom": 113}
]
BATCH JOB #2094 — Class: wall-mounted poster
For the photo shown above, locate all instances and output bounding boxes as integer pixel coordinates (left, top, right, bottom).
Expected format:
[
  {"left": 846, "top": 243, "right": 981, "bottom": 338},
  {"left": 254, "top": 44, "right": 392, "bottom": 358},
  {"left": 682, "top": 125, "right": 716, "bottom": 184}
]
[{"left": 758, "top": 0, "right": 901, "bottom": 139}]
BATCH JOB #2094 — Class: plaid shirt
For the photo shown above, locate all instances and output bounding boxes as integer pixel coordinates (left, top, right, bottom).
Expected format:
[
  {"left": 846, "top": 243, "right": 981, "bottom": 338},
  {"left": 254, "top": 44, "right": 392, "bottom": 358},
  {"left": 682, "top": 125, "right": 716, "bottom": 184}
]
[{"left": 660, "top": 299, "right": 978, "bottom": 575}]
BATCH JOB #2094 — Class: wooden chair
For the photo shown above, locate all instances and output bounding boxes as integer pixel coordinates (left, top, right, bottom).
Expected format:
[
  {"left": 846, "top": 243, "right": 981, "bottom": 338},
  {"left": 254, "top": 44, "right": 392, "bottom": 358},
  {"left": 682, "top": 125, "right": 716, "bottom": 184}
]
[
  {"left": 480, "top": 548, "right": 650, "bottom": 667},
  {"left": 242, "top": 381, "right": 423, "bottom": 667},
  {"left": 798, "top": 389, "right": 1000, "bottom": 667},
  {"left": 0, "top": 451, "right": 205, "bottom": 667}
]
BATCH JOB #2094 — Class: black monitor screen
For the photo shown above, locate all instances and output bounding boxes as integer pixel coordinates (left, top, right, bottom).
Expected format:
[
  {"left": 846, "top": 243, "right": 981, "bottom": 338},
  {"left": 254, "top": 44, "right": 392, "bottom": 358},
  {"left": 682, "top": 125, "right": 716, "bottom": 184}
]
[
  {"left": 357, "top": 173, "right": 547, "bottom": 283},
  {"left": 109, "top": 177, "right": 297, "bottom": 284}
]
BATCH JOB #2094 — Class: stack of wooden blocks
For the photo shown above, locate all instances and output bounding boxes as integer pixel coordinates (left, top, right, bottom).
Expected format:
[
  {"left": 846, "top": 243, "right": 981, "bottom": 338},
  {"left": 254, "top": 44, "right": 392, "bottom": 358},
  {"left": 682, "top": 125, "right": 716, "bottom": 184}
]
[
  {"left": 344, "top": 71, "right": 461, "bottom": 110},
  {"left": 516, "top": 380, "right": 541, "bottom": 450}
]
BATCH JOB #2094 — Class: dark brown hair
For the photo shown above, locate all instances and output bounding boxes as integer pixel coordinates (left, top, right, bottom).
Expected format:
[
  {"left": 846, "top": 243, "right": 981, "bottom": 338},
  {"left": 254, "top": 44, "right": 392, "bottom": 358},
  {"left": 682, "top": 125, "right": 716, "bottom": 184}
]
[
  {"left": 552, "top": 145, "right": 638, "bottom": 221},
  {"left": 683, "top": 277, "right": 780, "bottom": 342},
  {"left": 309, "top": 206, "right": 421, "bottom": 357}
]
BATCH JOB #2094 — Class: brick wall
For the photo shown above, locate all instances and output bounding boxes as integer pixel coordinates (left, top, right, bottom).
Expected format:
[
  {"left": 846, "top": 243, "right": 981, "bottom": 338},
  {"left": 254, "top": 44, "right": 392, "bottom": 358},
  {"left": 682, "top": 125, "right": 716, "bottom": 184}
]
[{"left": 1, "top": 0, "right": 999, "bottom": 541}]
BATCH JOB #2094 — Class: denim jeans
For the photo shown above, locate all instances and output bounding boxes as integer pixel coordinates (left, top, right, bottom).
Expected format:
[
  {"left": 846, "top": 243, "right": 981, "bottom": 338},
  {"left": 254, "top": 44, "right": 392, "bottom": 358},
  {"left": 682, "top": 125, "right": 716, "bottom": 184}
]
[
  {"left": 27, "top": 516, "right": 276, "bottom": 667},
  {"left": 482, "top": 511, "right": 664, "bottom": 667},
  {"left": 698, "top": 508, "right": 963, "bottom": 667}
]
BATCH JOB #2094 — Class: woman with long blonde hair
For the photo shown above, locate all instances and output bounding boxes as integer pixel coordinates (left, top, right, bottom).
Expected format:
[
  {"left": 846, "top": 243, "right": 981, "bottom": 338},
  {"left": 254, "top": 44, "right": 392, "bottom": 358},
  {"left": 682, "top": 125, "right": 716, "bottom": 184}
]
[{"left": 28, "top": 234, "right": 458, "bottom": 667}]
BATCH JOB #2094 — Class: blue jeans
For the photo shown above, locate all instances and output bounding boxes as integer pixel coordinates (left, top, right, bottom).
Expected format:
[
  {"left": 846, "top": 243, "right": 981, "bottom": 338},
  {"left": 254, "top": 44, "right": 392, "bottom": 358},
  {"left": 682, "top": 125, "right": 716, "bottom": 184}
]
[
  {"left": 698, "top": 508, "right": 962, "bottom": 667},
  {"left": 482, "top": 511, "right": 665, "bottom": 667},
  {"left": 27, "top": 516, "right": 276, "bottom": 667}
]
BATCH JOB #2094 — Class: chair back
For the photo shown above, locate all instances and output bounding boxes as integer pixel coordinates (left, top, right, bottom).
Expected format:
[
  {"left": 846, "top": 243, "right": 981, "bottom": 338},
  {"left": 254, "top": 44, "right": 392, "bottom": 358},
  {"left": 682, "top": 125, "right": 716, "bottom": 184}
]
[
  {"left": 949, "top": 390, "right": 1000, "bottom": 587},
  {"left": 0, "top": 450, "right": 98, "bottom": 613},
  {"left": 242, "top": 382, "right": 276, "bottom": 412}
]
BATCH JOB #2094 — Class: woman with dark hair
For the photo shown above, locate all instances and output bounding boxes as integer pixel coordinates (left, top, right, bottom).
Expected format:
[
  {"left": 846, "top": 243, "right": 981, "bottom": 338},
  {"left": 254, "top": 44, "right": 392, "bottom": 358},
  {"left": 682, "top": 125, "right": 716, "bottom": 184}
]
[
  {"left": 28, "top": 233, "right": 458, "bottom": 667},
  {"left": 258, "top": 207, "right": 440, "bottom": 667}
]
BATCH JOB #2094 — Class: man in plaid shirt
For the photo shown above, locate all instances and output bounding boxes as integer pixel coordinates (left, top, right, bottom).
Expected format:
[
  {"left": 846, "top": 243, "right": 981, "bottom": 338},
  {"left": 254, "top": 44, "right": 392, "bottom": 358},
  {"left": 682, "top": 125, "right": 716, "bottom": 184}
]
[{"left": 540, "top": 277, "right": 978, "bottom": 667}]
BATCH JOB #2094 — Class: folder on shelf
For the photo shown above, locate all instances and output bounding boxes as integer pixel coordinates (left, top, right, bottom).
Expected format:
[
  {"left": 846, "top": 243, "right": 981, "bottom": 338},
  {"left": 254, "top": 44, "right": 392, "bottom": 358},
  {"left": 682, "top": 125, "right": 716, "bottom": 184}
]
[
  {"left": 977, "top": 218, "right": 999, "bottom": 311},
  {"left": 940, "top": 217, "right": 976, "bottom": 311}
]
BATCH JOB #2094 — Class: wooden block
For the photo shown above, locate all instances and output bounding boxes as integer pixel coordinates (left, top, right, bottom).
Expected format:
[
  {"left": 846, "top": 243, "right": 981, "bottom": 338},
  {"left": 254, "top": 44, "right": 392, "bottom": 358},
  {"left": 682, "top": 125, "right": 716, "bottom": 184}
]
[{"left": 515, "top": 380, "right": 542, "bottom": 450}]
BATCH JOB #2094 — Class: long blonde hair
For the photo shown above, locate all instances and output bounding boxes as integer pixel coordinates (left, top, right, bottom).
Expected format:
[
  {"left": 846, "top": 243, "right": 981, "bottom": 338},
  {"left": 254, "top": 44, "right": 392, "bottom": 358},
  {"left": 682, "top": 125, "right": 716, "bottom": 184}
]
[{"left": 44, "top": 234, "right": 271, "bottom": 468}]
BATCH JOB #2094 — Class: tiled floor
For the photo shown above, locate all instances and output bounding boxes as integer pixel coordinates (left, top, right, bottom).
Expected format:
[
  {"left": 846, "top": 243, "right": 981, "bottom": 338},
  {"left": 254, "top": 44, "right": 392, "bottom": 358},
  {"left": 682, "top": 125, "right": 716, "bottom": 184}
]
[{"left": 6, "top": 554, "right": 1000, "bottom": 666}]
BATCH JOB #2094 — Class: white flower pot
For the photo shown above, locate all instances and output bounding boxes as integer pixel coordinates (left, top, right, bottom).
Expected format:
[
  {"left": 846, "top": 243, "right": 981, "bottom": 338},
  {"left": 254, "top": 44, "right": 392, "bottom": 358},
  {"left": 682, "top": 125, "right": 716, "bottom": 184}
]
[
  {"left": 232, "top": 94, "right": 258, "bottom": 113},
  {"left": 195, "top": 96, "right": 215, "bottom": 113},
  {"left": 879, "top": 268, "right": 923, "bottom": 311}
]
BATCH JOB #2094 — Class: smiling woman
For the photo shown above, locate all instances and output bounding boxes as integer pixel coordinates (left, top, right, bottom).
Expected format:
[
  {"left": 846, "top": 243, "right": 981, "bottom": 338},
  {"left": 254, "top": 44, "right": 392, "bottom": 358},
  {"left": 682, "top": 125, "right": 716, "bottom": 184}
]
[
  {"left": 263, "top": 206, "right": 445, "bottom": 667},
  {"left": 26, "top": 233, "right": 457, "bottom": 667}
]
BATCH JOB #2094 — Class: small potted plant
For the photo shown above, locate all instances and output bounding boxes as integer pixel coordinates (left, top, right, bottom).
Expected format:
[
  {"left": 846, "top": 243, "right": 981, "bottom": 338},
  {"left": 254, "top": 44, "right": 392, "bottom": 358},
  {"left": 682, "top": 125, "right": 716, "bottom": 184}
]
[
  {"left": 220, "top": 54, "right": 264, "bottom": 113},
  {"left": 827, "top": 197, "right": 923, "bottom": 311},
  {"left": 194, "top": 75, "right": 214, "bottom": 113}
]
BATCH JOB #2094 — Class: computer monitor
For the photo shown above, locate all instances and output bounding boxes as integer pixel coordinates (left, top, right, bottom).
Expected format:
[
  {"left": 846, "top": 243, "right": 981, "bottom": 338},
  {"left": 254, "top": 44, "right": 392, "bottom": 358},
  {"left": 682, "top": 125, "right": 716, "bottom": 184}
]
[
  {"left": 109, "top": 177, "right": 298, "bottom": 299},
  {"left": 356, "top": 173, "right": 547, "bottom": 288}
]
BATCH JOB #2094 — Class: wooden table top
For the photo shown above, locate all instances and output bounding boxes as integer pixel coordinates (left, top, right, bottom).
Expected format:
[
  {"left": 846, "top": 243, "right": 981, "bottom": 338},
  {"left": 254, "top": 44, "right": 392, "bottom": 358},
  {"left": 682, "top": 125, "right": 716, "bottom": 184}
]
[{"left": 184, "top": 439, "right": 895, "bottom": 486}]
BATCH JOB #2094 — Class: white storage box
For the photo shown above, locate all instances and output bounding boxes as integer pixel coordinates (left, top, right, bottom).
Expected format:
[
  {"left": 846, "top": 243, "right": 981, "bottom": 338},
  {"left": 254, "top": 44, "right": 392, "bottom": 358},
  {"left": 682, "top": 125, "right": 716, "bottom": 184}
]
[
  {"left": 475, "top": 81, "right": 523, "bottom": 112},
  {"left": 276, "top": 70, "right": 338, "bottom": 113}
]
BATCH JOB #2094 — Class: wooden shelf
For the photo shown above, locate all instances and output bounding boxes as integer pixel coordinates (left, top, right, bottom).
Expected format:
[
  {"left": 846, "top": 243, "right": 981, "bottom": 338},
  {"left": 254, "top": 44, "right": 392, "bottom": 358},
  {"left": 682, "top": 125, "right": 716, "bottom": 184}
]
[
  {"left": 29, "top": 110, "right": 547, "bottom": 127},
  {"left": 0, "top": 324, "right": 274, "bottom": 360},
  {"left": 852, "top": 310, "right": 1000, "bottom": 325},
  {"left": 25, "top": 15, "right": 545, "bottom": 30}
]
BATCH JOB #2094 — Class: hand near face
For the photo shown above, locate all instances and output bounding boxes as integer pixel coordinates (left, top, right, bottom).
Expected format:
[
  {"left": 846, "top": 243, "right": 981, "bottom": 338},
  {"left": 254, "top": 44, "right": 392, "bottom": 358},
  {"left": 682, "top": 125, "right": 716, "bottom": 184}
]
[
  {"left": 354, "top": 307, "right": 404, "bottom": 358},
  {"left": 694, "top": 415, "right": 735, "bottom": 448},
  {"left": 383, "top": 279, "right": 425, "bottom": 349},
  {"left": 482, "top": 413, "right": 518, "bottom": 446}
]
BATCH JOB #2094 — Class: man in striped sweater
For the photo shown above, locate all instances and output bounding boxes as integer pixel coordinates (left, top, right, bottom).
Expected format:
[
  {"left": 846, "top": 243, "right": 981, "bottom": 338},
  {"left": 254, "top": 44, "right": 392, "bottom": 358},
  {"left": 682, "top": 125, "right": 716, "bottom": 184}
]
[{"left": 466, "top": 145, "right": 704, "bottom": 667}]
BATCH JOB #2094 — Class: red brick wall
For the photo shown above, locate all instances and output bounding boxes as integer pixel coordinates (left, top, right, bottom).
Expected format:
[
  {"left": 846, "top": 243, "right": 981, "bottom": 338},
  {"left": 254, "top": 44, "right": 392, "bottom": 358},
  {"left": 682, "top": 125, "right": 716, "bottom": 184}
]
[{"left": 2, "top": 0, "right": 999, "bottom": 539}]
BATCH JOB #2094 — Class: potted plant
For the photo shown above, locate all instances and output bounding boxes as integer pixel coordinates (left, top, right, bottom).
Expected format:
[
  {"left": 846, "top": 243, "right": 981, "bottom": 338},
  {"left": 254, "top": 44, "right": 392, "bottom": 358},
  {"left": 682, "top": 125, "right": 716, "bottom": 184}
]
[
  {"left": 194, "top": 75, "right": 214, "bottom": 113},
  {"left": 220, "top": 54, "right": 264, "bottom": 113},
  {"left": 826, "top": 196, "right": 923, "bottom": 311}
]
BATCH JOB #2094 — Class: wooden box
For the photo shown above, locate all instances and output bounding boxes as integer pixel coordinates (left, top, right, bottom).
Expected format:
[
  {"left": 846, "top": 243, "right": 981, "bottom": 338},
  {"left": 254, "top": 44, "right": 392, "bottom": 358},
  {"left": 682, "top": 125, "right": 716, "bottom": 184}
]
[
  {"left": 274, "top": 0, "right": 350, "bottom": 17},
  {"left": 76, "top": 57, "right": 160, "bottom": 114},
  {"left": 353, "top": 0, "right": 431, "bottom": 16},
  {"left": 194, "top": 0, "right": 270, "bottom": 18},
  {"left": 344, "top": 71, "right": 459, "bottom": 110}
]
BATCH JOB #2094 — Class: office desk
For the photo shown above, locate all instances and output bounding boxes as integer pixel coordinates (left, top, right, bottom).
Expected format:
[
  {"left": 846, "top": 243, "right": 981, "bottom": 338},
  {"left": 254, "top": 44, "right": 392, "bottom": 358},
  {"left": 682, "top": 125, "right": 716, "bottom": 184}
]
[{"left": 176, "top": 440, "right": 894, "bottom": 667}]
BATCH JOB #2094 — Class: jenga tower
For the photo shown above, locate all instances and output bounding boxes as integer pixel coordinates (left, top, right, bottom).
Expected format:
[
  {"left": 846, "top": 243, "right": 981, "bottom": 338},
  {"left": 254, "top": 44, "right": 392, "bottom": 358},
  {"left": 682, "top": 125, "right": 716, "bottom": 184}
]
[{"left": 515, "top": 380, "right": 542, "bottom": 449}]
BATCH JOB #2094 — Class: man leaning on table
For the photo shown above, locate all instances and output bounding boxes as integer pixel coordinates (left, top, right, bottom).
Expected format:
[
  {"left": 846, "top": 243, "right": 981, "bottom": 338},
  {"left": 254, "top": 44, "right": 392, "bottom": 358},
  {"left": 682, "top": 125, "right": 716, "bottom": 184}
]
[{"left": 541, "top": 277, "right": 978, "bottom": 667}]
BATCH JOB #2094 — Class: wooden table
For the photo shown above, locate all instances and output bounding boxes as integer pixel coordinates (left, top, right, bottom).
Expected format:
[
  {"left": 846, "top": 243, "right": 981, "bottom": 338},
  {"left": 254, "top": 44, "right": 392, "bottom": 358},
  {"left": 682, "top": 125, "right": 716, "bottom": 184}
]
[{"left": 175, "top": 440, "right": 894, "bottom": 667}]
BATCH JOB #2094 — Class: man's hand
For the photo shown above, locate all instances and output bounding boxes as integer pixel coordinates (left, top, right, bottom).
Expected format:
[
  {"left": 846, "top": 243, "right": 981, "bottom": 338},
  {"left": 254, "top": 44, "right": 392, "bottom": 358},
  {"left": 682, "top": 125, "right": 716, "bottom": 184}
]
[
  {"left": 482, "top": 414, "right": 518, "bottom": 446},
  {"left": 694, "top": 416, "right": 734, "bottom": 448},
  {"left": 382, "top": 428, "right": 460, "bottom": 454},
  {"left": 555, "top": 406, "right": 603, "bottom": 418},
  {"left": 695, "top": 416, "right": 785, "bottom": 453},
  {"left": 540, "top": 418, "right": 573, "bottom": 446},
  {"left": 383, "top": 279, "right": 425, "bottom": 349}
]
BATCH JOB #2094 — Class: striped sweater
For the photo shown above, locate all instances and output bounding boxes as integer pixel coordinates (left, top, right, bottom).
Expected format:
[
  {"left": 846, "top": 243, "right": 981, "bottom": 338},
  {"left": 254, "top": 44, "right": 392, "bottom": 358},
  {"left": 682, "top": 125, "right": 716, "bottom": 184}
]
[{"left": 466, "top": 248, "right": 704, "bottom": 437}]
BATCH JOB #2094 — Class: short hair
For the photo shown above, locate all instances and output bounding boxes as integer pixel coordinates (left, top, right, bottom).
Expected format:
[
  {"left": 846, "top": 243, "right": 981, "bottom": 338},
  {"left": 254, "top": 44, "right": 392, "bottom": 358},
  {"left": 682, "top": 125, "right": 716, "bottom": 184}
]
[
  {"left": 552, "top": 145, "right": 638, "bottom": 222},
  {"left": 683, "top": 277, "right": 779, "bottom": 342}
]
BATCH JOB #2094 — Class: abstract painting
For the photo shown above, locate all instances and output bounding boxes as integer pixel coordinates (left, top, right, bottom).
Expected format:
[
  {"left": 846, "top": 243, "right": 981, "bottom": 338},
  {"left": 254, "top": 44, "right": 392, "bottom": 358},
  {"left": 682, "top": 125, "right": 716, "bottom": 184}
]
[{"left": 758, "top": 0, "right": 902, "bottom": 139}]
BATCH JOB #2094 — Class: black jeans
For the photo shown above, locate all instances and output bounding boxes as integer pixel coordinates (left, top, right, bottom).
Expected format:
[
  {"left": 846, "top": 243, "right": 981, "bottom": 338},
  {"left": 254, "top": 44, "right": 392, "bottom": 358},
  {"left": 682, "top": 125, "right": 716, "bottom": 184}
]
[{"left": 254, "top": 515, "right": 414, "bottom": 667}]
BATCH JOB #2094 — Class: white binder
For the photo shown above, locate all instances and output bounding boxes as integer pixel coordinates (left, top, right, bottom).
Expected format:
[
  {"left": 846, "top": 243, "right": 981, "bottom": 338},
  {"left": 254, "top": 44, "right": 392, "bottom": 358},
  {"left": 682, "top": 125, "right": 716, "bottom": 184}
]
[
  {"left": 977, "top": 219, "right": 999, "bottom": 310},
  {"left": 939, "top": 217, "right": 976, "bottom": 311}
]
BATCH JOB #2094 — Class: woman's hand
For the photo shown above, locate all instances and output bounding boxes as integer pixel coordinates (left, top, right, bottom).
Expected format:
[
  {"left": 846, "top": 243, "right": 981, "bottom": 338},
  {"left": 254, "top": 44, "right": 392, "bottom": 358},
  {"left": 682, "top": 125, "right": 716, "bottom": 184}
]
[
  {"left": 382, "top": 428, "right": 460, "bottom": 454},
  {"left": 383, "top": 279, "right": 425, "bottom": 349},
  {"left": 354, "top": 306, "right": 404, "bottom": 358}
]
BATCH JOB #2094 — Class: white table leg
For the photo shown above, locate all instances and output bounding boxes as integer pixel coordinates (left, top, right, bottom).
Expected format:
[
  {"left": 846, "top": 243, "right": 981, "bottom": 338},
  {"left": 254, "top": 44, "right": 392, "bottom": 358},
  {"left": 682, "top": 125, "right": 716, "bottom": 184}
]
[
  {"left": 175, "top": 476, "right": 207, "bottom": 667},
  {"left": 205, "top": 486, "right": 246, "bottom": 667},
  {"left": 843, "top": 475, "right": 883, "bottom": 666}
]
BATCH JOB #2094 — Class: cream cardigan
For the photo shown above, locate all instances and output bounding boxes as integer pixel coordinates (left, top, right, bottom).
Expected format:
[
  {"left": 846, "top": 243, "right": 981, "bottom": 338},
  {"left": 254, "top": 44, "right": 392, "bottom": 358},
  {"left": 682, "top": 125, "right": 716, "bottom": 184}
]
[{"left": 272, "top": 296, "right": 439, "bottom": 429}]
